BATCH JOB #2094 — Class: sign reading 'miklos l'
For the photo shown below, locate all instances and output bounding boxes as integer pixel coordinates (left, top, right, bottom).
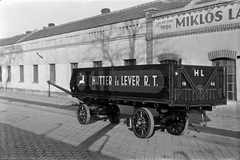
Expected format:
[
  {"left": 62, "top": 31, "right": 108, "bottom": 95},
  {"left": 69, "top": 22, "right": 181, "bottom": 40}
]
[{"left": 153, "top": 2, "right": 240, "bottom": 35}]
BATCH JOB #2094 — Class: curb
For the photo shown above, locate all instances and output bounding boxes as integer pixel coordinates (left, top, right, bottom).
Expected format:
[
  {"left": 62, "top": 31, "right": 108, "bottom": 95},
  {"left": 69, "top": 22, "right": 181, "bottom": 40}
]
[
  {"left": 185, "top": 129, "right": 240, "bottom": 143},
  {"left": 0, "top": 99, "right": 76, "bottom": 117}
]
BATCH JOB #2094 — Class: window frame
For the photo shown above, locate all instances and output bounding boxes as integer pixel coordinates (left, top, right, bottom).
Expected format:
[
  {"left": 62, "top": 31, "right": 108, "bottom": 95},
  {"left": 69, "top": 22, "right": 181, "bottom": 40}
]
[
  {"left": 212, "top": 58, "right": 237, "bottom": 101},
  {"left": 93, "top": 61, "right": 102, "bottom": 68},
  {"left": 7, "top": 66, "right": 11, "bottom": 82},
  {"left": 19, "top": 65, "right": 24, "bottom": 82},
  {"left": 0, "top": 66, "right": 2, "bottom": 82},
  {"left": 124, "top": 59, "right": 136, "bottom": 66},
  {"left": 33, "top": 65, "right": 38, "bottom": 83},
  {"left": 49, "top": 64, "right": 56, "bottom": 83},
  {"left": 70, "top": 63, "right": 78, "bottom": 75}
]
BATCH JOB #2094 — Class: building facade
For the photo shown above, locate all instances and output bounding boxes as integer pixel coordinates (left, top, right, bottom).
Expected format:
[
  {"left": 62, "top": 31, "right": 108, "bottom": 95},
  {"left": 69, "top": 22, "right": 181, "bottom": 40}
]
[
  {"left": 0, "top": 0, "right": 239, "bottom": 106},
  {"left": 148, "top": 0, "right": 240, "bottom": 102}
]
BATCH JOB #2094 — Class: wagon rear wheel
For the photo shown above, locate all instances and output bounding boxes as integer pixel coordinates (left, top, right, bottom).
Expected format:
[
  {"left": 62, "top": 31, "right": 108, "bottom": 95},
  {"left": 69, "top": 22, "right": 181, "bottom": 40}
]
[
  {"left": 77, "top": 104, "right": 91, "bottom": 124},
  {"left": 108, "top": 105, "right": 120, "bottom": 123},
  {"left": 165, "top": 112, "right": 188, "bottom": 136},
  {"left": 132, "top": 107, "right": 154, "bottom": 138}
]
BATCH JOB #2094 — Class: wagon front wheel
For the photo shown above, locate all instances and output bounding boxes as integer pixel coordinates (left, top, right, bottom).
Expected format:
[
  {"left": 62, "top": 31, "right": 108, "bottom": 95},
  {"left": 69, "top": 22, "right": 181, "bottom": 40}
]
[
  {"left": 77, "top": 104, "right": 91, "bottom": 124},
  {"left": 132, "top": 107, "right": 154, "bottom": 138},
  {"left": 108, "top": 105, "right": 120, "bottom": 123},
  {"left": 165, "top": 112, "right": 188, "bottom": 136}
]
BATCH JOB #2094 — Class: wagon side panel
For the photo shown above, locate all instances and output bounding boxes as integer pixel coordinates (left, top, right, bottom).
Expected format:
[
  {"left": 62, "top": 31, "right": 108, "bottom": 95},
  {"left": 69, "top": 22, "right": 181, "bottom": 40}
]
[{"left": 70, "top": 65, "right": 171, "bottom": 103}]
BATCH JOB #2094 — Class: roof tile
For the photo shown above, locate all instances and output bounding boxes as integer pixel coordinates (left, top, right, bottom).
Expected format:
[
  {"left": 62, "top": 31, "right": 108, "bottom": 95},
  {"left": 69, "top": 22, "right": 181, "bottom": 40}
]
[
  {"left": 0, "top": 34, "right": 27, "bottom": 46},
  {"left": 2, "top": 0, "right": 218, "bottom": 44},
  {"left": 20, "top": 0, "right": 192, "bottom": 42}
]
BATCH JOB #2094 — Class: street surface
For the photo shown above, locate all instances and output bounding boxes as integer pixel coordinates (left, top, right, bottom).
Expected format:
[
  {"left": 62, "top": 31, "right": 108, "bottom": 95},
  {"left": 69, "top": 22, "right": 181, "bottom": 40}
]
[{"left": 0, "top": 92, "right": 240, "bottom": 160}]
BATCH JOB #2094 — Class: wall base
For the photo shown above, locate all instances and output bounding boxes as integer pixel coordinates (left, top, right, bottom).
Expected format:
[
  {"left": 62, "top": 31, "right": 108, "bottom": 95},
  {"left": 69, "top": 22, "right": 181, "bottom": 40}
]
[
  {"left": 0, "top": 87, "right": 71, "bottom": 99},
  {"left": 208, "top": 101, "right": 240, "bottom": 118}
]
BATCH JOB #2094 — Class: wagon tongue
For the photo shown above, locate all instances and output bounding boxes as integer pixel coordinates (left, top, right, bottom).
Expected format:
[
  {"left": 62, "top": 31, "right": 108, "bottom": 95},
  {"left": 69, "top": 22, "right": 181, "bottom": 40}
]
[{"left": 181, "top": 66, "right": 217, "bottom": 100}]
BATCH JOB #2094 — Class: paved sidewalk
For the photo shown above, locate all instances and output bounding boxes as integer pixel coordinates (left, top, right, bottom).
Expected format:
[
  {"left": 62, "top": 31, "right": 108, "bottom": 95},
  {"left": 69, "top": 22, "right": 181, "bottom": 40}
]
[
  {"left": 0, "top": 91, "right": 240, "bottom": 133},
  {"left": 0, "top": 91, "right": 240, "bottom": 160}
]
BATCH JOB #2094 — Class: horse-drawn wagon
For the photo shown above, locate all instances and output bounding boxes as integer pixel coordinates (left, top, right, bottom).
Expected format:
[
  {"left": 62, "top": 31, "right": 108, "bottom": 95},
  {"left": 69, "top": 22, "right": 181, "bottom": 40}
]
[{"left": 48, "top": 60, "right": 226, "bottom": 138}]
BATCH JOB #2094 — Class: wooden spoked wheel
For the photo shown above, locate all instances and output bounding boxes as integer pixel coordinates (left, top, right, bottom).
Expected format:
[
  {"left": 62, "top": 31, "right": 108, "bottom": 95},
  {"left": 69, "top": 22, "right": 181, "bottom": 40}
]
[
  {"left": 77, "top": 103, "right": 91, "bottom": 124},
  {"left": 165, "top": 112, "right": 189, "bottom": 136},
  {"left": 132, "top": 107, "right": 154, "bottom": 138},
  {"left": 108, "top": 105, "right": 120, "bottom": 123}
]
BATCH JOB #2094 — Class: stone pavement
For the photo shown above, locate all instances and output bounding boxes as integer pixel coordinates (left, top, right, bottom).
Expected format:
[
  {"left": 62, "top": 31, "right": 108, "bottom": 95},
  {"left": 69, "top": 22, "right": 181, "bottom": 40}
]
[{"left": 0, "top": 91, "right": 240, "bottom": 160}]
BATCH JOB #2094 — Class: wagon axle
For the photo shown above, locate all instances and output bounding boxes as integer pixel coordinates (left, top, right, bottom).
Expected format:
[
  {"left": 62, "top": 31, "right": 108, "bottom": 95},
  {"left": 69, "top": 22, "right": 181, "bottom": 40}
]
[{"left": 77, "top": 103, "right": 120, "bottom": 125}]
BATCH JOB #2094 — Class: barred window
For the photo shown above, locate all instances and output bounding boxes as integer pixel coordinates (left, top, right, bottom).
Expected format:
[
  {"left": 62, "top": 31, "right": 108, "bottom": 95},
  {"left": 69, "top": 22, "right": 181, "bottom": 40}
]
[
  {"left": 50, "top": 64, "right": 56, "bottom": 83},
  {"left": 212, "top": 59, "right": 237, "bottom": 101},
  {"left": 0, "top": 66, "right": 2, "bottom": 82},
  {"left": 7, "top": 66, "right": 11, "bottom": 82},
  {"left": 33, "top": 65, "right": 38, "bottom": 83},
  {"left": 71, "top": 63, "right": 78, "bottom": 74},
  {"left": 124, "top": 59, "right": 136, "bottom": 66},
  {"left": 93, "top": 61, "right": 102, "bottom": 68},
  {"left": 19, "top": 65, "right": 24, "bottom": 82}
]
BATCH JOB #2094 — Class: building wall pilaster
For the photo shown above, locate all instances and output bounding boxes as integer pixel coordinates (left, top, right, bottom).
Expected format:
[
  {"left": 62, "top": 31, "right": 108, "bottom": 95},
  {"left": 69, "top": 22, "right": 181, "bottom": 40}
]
[{"left": 145, "top": 8, "right": 158, "bottom": 64}]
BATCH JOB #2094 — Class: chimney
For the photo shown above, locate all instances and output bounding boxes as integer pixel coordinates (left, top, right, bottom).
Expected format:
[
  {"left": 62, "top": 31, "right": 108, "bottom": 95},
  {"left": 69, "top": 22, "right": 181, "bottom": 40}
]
[
  {"left": 101, "top": 8, "right": 110, "bottom": 14},
  {"left": 48, "top": 23, "right": 55, "bottom": 27}
]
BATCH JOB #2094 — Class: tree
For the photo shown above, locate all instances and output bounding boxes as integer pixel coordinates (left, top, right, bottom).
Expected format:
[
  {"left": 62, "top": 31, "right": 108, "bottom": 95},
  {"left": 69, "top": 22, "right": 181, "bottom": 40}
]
[{"left": 0, "top": 44, "right": 23, "bottom": 91}]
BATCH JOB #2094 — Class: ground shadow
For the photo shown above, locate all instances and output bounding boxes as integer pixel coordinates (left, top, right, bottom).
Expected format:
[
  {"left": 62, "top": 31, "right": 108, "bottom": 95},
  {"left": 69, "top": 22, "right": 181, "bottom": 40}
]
[
  {"left": 1, "top": 96, "right": 239, "bottom": 139},
  {"left": 0, "top": 122, "right": 118, "bottom": 159}
]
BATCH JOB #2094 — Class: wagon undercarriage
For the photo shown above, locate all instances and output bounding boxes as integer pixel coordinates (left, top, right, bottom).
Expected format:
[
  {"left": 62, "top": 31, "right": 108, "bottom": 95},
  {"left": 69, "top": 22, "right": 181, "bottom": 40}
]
[{"left": 74, "top": 98, "right": 191, "bottom": 138}]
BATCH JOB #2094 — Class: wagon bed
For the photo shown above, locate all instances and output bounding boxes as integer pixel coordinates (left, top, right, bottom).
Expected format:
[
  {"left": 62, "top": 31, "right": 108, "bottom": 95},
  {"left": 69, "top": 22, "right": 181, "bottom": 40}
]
[{"left": 70, "top": 63, "right": 226, "bottom": 108}]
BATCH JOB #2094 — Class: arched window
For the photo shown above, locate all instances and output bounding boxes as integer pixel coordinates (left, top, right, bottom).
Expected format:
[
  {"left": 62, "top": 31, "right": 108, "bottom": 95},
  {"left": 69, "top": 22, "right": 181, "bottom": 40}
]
[{"left": 208, "top": 50, "right": 237, "bottom": 101}]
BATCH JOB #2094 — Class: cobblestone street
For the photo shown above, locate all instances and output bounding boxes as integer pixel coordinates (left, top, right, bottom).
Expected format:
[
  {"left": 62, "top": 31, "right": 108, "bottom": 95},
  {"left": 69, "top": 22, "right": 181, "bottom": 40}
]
[{"left": 0, "top": 96, "right": 239, "bottom": 160}]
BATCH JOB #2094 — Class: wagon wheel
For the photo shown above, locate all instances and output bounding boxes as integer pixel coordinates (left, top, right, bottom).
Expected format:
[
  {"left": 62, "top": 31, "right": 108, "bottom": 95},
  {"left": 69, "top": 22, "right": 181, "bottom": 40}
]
[
  {"left": 165, "top": 112, "right": 189, "bottom": 136},
  {"left": 77, "top": 103, "right": 91, "bottom": 124},
  {"left": 108, "top": 105, "right": 120, "bottom": 123},
  {"left": 132, "top": 107, "right": 154, "bottom": 138}
]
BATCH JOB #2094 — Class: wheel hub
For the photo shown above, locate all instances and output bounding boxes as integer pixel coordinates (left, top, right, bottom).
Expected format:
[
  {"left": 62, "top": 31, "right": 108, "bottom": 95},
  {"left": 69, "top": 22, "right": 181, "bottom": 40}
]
[
  {"left": 80, "top": 109, "right": 85, "bottom": 116},
  {"left": 137, "top": 118, "right": 146, "bottom": 127}
]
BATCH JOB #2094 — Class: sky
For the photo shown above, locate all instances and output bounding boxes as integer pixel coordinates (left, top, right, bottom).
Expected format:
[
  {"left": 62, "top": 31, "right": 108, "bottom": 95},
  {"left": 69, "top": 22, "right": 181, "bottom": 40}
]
[{"left": 0, "top": 0, "right": 155, "bottom": 39}]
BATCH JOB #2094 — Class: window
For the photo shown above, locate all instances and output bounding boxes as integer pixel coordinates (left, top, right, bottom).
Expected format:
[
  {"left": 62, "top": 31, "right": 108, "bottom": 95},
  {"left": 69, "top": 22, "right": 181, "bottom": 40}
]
[
  {"left": 7, "top": 66, "right": 11, "bottom": 82},
  {"left": 160, "top": 60, "right": 177, "bottom": 64},
  {"left": 71, "top": 63, "right": 78, "bottom": 74},
  {"left": 50, "top": 64, "right": 56, "bottom": 83},
  {"left": 19, "top": 65, "right": 24, "bottom": 82},
  {"left": 0, "top": 66, "right": 2, "bottom": 82},
  {"left": 124, "top": 59, "right": 136, "bottom": 66},
  {"left": 93, "top": 61, "right": 102, "bottom": 67},
  {"left": 212, "top": 59, "right": 237, "bottom": 101},
  {"left": 33, "top": 65, "right": 38, "bottom": 83}
]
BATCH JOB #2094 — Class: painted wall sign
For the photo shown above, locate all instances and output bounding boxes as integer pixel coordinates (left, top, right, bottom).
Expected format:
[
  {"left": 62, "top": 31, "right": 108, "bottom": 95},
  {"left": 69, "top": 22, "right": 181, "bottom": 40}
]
[{"left": 153, "top": 3, "right": 240, "bottom": 35}]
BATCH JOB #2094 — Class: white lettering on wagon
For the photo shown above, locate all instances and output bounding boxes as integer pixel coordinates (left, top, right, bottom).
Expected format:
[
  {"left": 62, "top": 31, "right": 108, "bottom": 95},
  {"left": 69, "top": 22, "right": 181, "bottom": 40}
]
[
  {"left": 89, "top": 70, "right": 164, "bottom": 93},
  {"left": 91, "top": 75, "right": 159, "bottom": 87}
]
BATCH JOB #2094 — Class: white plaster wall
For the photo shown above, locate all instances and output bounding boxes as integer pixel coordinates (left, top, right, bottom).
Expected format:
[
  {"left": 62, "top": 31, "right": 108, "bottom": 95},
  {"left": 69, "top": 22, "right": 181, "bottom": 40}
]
[
  {"left": 4, "top": 35, "right": 146, "bottom": 93},
  {"left": 153, "top": 30, "right": 240, "bottom": 101},
  {"left": 153, "top": 30, "right": 240, "bottom": 65}
]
